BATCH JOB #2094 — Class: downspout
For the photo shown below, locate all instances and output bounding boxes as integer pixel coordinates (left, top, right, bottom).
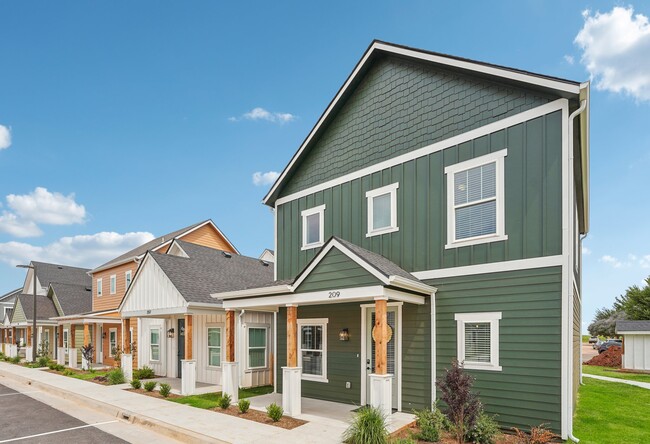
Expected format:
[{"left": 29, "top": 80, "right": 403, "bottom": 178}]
[
  {"left": 238, "top": 309, "right": 246, "bottom": 387},
  {"left": 579, "top": 232, "right": 588, "bottom": 386},
  {"left": 567, "top": 99, "right": 587, "bottom": 444}
]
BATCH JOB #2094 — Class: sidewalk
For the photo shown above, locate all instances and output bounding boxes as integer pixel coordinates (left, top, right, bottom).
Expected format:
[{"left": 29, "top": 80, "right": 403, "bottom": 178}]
[
  {"left": 0, "top": 362, "right": 378, "bottom": 444},
  {"left": 584, "top": 373, "right": 650, "bottom": 390}
]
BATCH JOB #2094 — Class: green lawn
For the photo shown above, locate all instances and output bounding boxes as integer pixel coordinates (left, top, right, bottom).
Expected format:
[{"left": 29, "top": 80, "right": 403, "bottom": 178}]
[
  {"left": 571, "top": 378, "right": 650, "bottom": 444},
  {"left": 582, "top": 365, "right": 650, "bottom": 383},
  {"left": 61, "top": 369, "right": 111, "bottom": 381},
  {"left": 169, "top": 385, "right": 274, "bottom": 409}
]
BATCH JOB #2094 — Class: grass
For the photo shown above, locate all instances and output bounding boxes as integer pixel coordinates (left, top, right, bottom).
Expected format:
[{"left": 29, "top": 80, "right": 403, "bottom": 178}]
[
  {"left": 60, "top": 369, "right": 110, "bottom": 381},
  {"left": 582, "top": 365, "right": 650, "bottom": 383},
  {"left": 169, "top": 385, "right": 273, "bottom": 409},
  {"left": 571, "top": 378, "right": 650, "bottom": 444}
]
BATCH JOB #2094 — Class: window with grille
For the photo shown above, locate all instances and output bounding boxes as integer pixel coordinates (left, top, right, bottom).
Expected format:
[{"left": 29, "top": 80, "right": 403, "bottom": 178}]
[
  {"left": 248, "top": 327, "right": 267, "bottom": 369},
  {"left": 109, "top": 329, "right": 117, "bottom": 357},
  {"left": 455, "top": 312, "right": 502, "bottom": 371},
  {"left": 298, "top": 318, "right": 328, "bottom": 382},
  {"left": 150, "top": 328, "right": 160, "bottom": 361},
  {"left": 207, "top": 327, "right": 221, "bottom": 367}
]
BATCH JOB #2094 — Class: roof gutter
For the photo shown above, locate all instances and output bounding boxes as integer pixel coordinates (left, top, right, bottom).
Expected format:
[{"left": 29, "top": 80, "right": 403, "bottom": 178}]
[
  {"left": 388, "top": 276, "right": 437, "bottom": 295},
  {"left": 211, "top": 285, "right": 292, "bottom": 301}
]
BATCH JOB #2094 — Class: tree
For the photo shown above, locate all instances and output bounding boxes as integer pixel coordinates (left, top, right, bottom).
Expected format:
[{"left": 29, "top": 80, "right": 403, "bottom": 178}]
[{"left": 614, "top": 277, "right": 650, "bottom": 321}]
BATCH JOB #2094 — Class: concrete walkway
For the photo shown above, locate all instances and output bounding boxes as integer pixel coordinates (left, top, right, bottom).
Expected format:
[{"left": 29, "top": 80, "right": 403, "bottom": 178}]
[{"left": 584, "top": 373, "right": 650, "bottom": 390}]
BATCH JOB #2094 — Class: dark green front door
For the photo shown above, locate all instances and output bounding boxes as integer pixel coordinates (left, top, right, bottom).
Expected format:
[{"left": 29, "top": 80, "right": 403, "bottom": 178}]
[{"left": 177, "top": 319, "right": 185, "bottom": 377}]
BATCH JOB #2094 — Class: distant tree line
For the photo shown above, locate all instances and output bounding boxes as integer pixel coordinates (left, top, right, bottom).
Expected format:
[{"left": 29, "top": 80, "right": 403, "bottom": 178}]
[{"left": 588, "top": 276, "right": 650, "bottom": 337}]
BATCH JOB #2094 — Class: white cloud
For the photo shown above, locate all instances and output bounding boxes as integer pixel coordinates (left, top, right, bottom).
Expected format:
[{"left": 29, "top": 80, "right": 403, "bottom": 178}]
[
  {"left": 0, "top": 125, "right": 10, "bottom": 150},
  {"left": 252, "top": 171, "right": 280, "bottom": 186},
  {"left": 564, "top": 55, "right": 575, "bottom": 65},
  {"left": 600, "top": 253, "right": 650, "bottom": 269},
  {"left": 0, "top": 231, "right": 155, "bottom": 268},
  {"left": 640, "top": 255, "right": 650, "bottom": 268},
  {"left": 575, "top": 6, "right": 650, "bottom": 101},
  {"left": 230, "top": 107, "right": 296, "bottom": 124},
  {"left": 6, "top": 187, "right": 86, "bottom": 225},
  {"left": 582, "top": 246, "right": 591, "bottom": 255},
  {"left": 0, "top": 212, "right": 42, "bottom": 237},
  {"left": 601, "top": 254, "right": 626, "bottom": 268}
]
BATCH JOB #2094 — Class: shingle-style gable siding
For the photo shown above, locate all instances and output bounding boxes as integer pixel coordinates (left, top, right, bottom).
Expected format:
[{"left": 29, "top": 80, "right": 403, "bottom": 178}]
[
  {"left": 12, "top": 300, "right": 26, "bottom": 323},
  {"left": 280, "top": 55, "right": 555, "bottom": 197}
]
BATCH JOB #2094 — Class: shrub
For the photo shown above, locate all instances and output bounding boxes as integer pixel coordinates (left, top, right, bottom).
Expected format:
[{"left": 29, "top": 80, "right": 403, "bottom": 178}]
[
  {"left": 342, "top": 405, "right": 388, "bottom": 444},
  {"left": 217, "top": 393, "right": 232, "bottom": 409},
  {"left": 465, "top": 412, "right": 500, "bottom": 444},
  {"left": 133, "top": 366, "right": 155, "bottom": 380},
  {"left": 391, "top": 438, "right": 417, "bottom": 444},
  {"left": 81, "top": 344, "right": 94, "bottom": 371},
  {"left": 36, "top": 356, "right": 49, "bottom": 368},
  {"left": 10, "top": 356, "right": 21, "bottom": 364},
  {"left": 107, "top": 367, "right": 126, "bottom": 385},
  {"left": 63, "top": 369, "right": 76, "bottom": 376},
  {"left": 238, "top": 398, "right": 250, "bottom": 413},
  {"left": 144, "top": 381, "right": 157, "bottom": 392},
  {"left": 130, "top": 379, "right": 142, "bottom": 389},
  {"left": 159, "top": 383, "right": 171, "bottom": 398},
  {"left": 436, "top": 360, "right": 482, "bottom": 444},
  {"left": 266, "top": 402, "right": 284, "bottom": 422},
  {"left": 414, "top": 404, "right": 448, "bottom": 442},
  {"left": 512, "top": 424, "right": 559, "bottom": 444}
]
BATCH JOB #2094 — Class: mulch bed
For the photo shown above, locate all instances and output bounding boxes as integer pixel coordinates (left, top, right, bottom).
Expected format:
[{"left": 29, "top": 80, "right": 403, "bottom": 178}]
[
  {"left": 127, "top": 388, "right": 183, "bottom": 399},
  {"left": 212, "top": 405, "right": 306, "bottom": 430},
  {"left": 583, "top": 345, "right": 622, "bottom": 367},
  {"left": 390, "top": 423, "right": 547, "bottom": 444}
]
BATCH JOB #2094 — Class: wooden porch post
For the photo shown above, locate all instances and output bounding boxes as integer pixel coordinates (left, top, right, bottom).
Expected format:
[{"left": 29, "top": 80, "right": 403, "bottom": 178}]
[
  {"left": 123, "top": 318, "right": 131, "bottom": 354},
  {"left": 12, "top": 327, "right": 16, "bottom": 345},
  {"left": 287, "top": 305, "right": 297, "bottom": 367},
  {"left": 83, "top": 324, "right": 90, "bottom": 347},
  {"left": 70, "top": 325, "right": 76, "bottom": 348},
  {"left": 374, "top": 298, "right": 388, "bottom": 375},
  {"left": 58, "top": 325, "right": 63, "bottom": 347},
  {"left": 184, "top": 314, "right": 193, "bottom": 360},
  {"left": 27, "top": 326, "right": 32, "bottom": 346},
  {"left": 225, "top": 310, "right": 235, "bottom": 362}
]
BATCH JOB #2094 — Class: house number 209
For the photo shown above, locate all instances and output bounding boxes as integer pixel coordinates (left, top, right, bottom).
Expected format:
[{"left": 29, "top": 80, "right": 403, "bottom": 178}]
[{"left": 328, "top": 291, "right": 340, "bottom": 299}]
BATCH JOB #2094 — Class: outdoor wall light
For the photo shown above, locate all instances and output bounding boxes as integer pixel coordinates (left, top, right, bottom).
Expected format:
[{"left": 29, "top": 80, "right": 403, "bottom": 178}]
[
  {"left": 339, "top": 328, "right": 350, "bottom": 341},
  {"left": 102, "top": 332, "right": 106, "bottom": 339},
  {"left": 167, "top": 328, "right": 175, "bottom": 339}
]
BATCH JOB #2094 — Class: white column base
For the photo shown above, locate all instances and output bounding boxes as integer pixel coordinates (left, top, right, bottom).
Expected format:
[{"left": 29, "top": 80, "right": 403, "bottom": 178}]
[
  {"left": 181, "top": 360, "right": 196, "bottom": 395},
  {"left": 369, "top": 373, "right": 393, "bottom": 420},
  {"left": 25, "top": 347, "right": 34, "bottom": 362},
  {"left": 57, "top": 348, "right": 66, "bottom": 365},
  {"left": 8, "top": 344, "right": 16, "bottom": 358},
  {"left": 121, "top": 354, "right": 133, "bottom": 381},
  {"left": 222, "top": 361, "right": 239, "bottom": 403},
  {"left": 282, "top": 367, "right": 302, "bottom": 417},
  {"left": 68, "top": 349, "right": 78, "bottom": 369}
]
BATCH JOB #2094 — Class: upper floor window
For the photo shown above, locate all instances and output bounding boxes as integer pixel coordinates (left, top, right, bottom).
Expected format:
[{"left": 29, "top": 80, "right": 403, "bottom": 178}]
[
  {"left": 366, "top": 183, "right": 399, "bottom": 237},
  {"left": 110, "top": 275, "right": 116, "bottom": 294},
  {"left": 125, "top": 270, "right": 132, "bottom": 289},
  {"left": 301, "top": 205, "right": 326, "bottom": 250},
  {"left": 445, "top": 150, "right": 507, "bottom": 248},
  {"left": 97, "top": 278, "right": 103, "bottom": 297}
]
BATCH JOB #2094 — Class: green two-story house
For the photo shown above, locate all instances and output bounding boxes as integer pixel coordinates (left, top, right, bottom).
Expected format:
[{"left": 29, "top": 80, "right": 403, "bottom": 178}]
[{"left": 212, "top": 40, "right": 589, "bottom": 439}]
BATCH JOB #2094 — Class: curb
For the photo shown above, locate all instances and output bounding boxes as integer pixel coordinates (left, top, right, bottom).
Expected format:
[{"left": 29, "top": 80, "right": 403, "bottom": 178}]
[{"left": 0, "top": 366, "right": 228, "bottom": 444}]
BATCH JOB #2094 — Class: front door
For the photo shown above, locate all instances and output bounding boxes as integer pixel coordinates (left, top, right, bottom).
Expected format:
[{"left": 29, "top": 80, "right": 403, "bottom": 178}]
[
  {"left": 177, "top": 319, "right": 185, "bottom": 378},
  {"left": 365, "top": 306, "right": 398, "bottom": 410}
]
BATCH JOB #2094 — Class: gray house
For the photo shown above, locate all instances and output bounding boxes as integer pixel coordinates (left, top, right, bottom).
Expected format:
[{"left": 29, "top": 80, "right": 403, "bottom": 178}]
[{"left": 212, "top": 40, "right": 589, "bottom": 439}]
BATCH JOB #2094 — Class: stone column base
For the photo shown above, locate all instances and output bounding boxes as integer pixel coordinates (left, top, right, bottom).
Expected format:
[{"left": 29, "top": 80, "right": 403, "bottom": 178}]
[
  {"left": 369, "top": 373, "right": 393, "bottom": 420},
  {"left": 68, "top": 349, "right": 78, "bottom": 369},
  {"left": 222, "top": 361, "right": 239, "bottom": 403},
  {"left": 282, "top": 367, "right": 302, "bottom": 417},
  {"left": 57, "top": 348, "right": 66, "bottom": 365},
  {"left": 25, "top": 347, "right": 33, "bottom": 362},
  {"left": 121, "top": 354, "right": 133, "bottom": 381},
  {"left": 181, "top": 360, "right": 196, "bottom": 395}
]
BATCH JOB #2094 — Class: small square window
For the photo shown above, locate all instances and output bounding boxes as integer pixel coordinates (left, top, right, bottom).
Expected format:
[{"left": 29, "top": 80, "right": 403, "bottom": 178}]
[
  {"left": 301, "top": 205, "right": 326, "bottom": 250},
  {"left": 366, "top": 183, "right": 399, "bottom": 237},
  {"left": 455, "top": 312, "right": 501, "bottom": 371}
]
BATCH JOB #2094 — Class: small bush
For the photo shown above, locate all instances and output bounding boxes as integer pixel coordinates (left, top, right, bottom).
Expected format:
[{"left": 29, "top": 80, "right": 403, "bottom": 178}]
[
  {"left": 391, "top": 438, "right": 417, "bottom": 444},
  {"left": 436, "top": 360, "right": 481, "bottom": 444},
  {"left": 11, "top": 356, "right": 21, "bottom": 364},
  {"left": 36, "top": 356, "right": 49, "bottom": 367},
  {"left": 465, "top": 412, "right": 500, "bottom": 444},
  {"left": 159, "top": 383, "right": 171, "bottom": 398},
  {"left": 130, "top": 379, "right": 142, "bottom": 389},
  {"left": 63, "top": 369, "right": 75, "bottom": 376},
  {"left": 512, "top": 424, "right": 559, "bottom": 444},
  {"left": 107, "top": 367, "right": 126, "bottom": 385},
  {"left": 238, "top": 398, "right": 250, "bottom": 413},
  {"left": 144, "top": 381, "right": 157, "bottom": 392},
  {"left": 217, "top": 393, "right": 232, "bottom": 409},
  {"left": 343, "top": 405, "right": 388, "bottom": 444},
  {"left": 133, "top": 366, "right": 155, "bottom": 379},
  {"left": 414, "top": 404, "right": 448, "bottom": 442},
  {"left": 266, "top": 402, "right": 283, "bottom": 422}
]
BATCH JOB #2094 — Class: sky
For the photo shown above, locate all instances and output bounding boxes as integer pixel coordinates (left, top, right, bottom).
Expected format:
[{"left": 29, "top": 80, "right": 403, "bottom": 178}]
[{"left": 1, "top": 1, "right": 649, "bottom": 332}]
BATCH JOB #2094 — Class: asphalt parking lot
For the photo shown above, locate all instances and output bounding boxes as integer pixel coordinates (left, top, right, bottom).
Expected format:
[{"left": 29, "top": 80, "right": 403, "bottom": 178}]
[{"left": 0, "top": 383, "right": 127, "bottom": 443}]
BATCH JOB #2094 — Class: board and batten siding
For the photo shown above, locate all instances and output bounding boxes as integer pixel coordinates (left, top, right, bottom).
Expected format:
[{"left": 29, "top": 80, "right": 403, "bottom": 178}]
[
  {"left": 276, "top": 111, "right": 563, "bottom": 280},
  {"left": 121, "top": 257, "right": 186, "bottom": 314},
  {"left": 622, "top": 334, "right": 650, "bottom": 371},
  {"left": 429, "top": 266, "right": 563, "bottom": 433},
  {"left": 139, "top": 317, "right": 169, "bottom": 376}
]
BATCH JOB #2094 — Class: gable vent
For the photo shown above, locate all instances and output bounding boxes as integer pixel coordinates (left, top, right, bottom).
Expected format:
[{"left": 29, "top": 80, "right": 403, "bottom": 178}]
[
  {"left": 222, "top": 252, "right": 232, "bottom": 258},
  {"left": 260, "top": 260, "right": 269, "bottom": 267},
  {"left": 57, "top": 266, "right": 63, "bottom": 269}
]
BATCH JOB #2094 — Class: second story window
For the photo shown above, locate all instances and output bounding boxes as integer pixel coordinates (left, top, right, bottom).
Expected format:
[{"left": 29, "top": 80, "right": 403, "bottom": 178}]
[
  {"left": 445, "top": 150, "right": 507, "bottom": 248},
  {"left": 366, "top": 183, "right": 399, "bottom": 237},
  {"left": 301, "top": 205, "right": 326, "bottom": 250},
  {"left": 97, "top": 278, "right": 103, "bottom": 297},
  {"left": 125, "top": 270, "right": 132, "bottom": 289},
  {"left": 110, "top": 275, "right": 116, "bottom": 294}
]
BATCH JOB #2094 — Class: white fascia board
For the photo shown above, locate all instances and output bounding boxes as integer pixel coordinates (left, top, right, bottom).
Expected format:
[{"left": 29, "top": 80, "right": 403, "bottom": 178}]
[
  {"left": 211, "top": 285, "right": 292, "bottom": 301},
  {"left": 388, "top": 276, "right": 437, "bottom": 295}
]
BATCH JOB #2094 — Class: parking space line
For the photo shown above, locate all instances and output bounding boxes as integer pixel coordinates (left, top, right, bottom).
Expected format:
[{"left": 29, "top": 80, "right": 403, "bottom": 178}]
[
  {"left": 0, "top": 391, "right": 40, "bottom": 397},
  {"left": 0, "top": 420, "right": 119, "bottom": 443}
]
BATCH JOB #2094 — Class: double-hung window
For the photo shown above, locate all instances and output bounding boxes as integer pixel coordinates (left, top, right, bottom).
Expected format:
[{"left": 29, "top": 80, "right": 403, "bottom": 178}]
[
  {"left": 366, "top": 183, "right": 399, "bottom": 237},
  {"left": 125, "top": 270, "right": 132, "bottom": 289},
  {"left": 97, "top": 278, "right": 102, "bottom": 297},
  {"left": 150, "top": 328, "right": 160, "bottom": 361},
  {"left": 248, "top": 327, "right": 267, "bottom": 369},
  {"left": 63, "top": 329, "right": 68, "bottom": 350},
  {"left": 109, "top": 328, "right": 117, "bottom": 357},
  {"left": 110, "top": 275, "right": 116, "bottom": 294},
  {"left": 207, "top": 326, "right": 221, "bottom": 367},
  {"left": 445, "top": 150, "right": 507, "bottom": 248},
  {"left": 454, "top": 312, "right": 501, "bottom": 371},
  {"left": 297, "top": 318, "right": 328, "bottom": 382},
  {"left": 301, "top": 205, "right": 326, "bottom": 250}
]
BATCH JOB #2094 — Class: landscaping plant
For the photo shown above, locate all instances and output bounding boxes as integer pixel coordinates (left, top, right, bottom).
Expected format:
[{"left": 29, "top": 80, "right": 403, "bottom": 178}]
[
  {"left": 390, "top": 438, "right": 417, "bottom": 444},
  {"left": 130, "top": 379, "right": 142, "bottom": 389},
  {"left": 414, "top": 403, "right": 448, "bottom": 442},
  {"left": 238, "top": 398, "right": 250, "bottom": 413},
  {"left": 266, "top": 402, "right": 283, "bottom": 422},
  {"left": 512, "top": 424, "right": 558, "bottom": 444},
  {"left": 10, "top": 356, "right": 21, "bottom": 364},
  {"left": 144, "top": 381, "right": 157, "bottom": 392},
  {"left": 159, "top": 383, "right": 171, "bottom": 398},
  {"left": 342, "top": 405, "right": 388, "bottom": 444},
  {"left": 465, "top": 412, "right": 500, "bottom": 444},
  {"left": 37, "top": 340, "right": 50, "bottom": 359},
  {"left": 436, "top": 360, "right": 482, "bottom": 444},
  {"left": 107, "top": 367, "right": 126, "bottom": 385},
  {"left": 217, "top": 393, "right": 232, "bottom": 409},
  {"left": 36, "top": 356, "right": 49, "bottom": 368},
  {"left": 133, "top": 366, "right": 155, "bottom": 379},
  {"left": 81, "top": 344, "right": 94, "bottom": 370},
  {"left": 63, "top": 369, "right": 75, "bottom": 376}
]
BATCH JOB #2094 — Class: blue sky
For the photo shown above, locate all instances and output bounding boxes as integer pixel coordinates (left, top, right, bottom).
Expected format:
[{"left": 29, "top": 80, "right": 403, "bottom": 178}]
[{"left": 1, "top": 1, "right": 649, "bottom": 331}]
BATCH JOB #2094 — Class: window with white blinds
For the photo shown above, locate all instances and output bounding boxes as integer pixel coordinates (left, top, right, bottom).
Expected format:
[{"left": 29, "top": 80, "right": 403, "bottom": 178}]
[
  {"left": 455, "top": 312, "right": 502, "bottom": 371},
  {"left": 445, "top": 150, "right": 507, "bottom": 248},
  {"left": 297, "top": 318, "right": 328, "bottom": 382}
]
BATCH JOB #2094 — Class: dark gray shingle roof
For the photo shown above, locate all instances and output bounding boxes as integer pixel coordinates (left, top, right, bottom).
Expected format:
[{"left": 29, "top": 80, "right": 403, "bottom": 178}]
[
  {"left": 32, "top": 262, "right": 91, "bottom": 289},
  {"left": 150, "top": 240, "right": 275, "bottom": 304},
  {"left": 0, "top": 288, "right": 21, "bottom": 303},
  {"left": 49, "top": 282, "right": 92, "bottom": 316},
  {"left": 617, "top": 320, "right": 650, "bottom": 333},
  {"left": 17, "top": 294, "right": 59, "bottom": 321}
]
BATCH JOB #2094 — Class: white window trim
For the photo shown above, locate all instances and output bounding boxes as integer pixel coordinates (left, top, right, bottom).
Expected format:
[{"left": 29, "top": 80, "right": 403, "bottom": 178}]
[
  {"left": 454, "top": 312, "right": 502, "bottom": 371},
  {"left": 297, "top": 318, "right": 328, "bottom": 383},
  {"left": 366, "top": 183, "right": 399, "bottom": 237},
  {"left": 125, "top": 270, "right": 132, "bottom": 289},
  {"left": 301, "top": 204, "right": 326, "bottom": 250},
  {"left": 246, "top": 325, "right": 269, "bottom": 370},
  {"left": 97, "top": 278, "right": 102, "bottom": 297},
  {"left": 445, "top": 150, "right": 508, "bottom": 249},
  {"left": 149, "top": 327, "right": 161, "bottom": 362},
  {"left": 110, "top": 275, "right": 117, "bottom": 295},
  {"left": 206, "top": 324, "right": 223, "bottom": 369},
  {"left": 109, "top": 328, "right": 117, "bottom": 358},
  {"left": 63, "top": 329, "right": 69, "bottom": 350}
]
